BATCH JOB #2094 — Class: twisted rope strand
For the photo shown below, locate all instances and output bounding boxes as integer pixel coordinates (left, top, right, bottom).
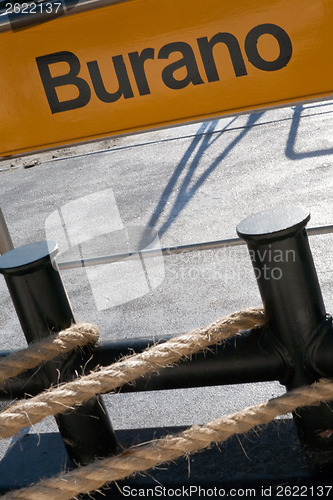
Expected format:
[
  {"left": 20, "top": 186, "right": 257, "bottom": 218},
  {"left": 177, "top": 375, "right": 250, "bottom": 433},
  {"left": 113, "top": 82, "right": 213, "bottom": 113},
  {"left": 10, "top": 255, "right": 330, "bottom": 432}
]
[
  {"left": 0, "top": 307, "right": 265, "bottom": 440},
  {"left": 0, "top": 323, "right": 100, "bottom": 385},
  {"left": 3, "top": 378, "right": 333, "bottom": 500}
]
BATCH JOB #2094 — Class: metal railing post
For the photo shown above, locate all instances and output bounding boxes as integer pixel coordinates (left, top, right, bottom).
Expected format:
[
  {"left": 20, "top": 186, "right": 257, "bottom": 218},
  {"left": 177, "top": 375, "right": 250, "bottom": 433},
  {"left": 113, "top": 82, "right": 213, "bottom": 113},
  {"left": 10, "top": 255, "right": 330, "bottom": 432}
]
[
  {"left": 237, "top": 205, "right": 333, "bottom": 466},
  {"left": 0, "top": 240, "right": 119, "bottom": 465}
]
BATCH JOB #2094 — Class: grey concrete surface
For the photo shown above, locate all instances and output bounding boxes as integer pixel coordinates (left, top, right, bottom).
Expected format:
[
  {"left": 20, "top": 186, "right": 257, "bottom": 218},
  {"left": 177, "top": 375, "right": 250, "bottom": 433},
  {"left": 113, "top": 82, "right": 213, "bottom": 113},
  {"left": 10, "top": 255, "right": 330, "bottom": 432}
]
[{"left": 1, "top": 100, "right": 333, "bottom": 462}]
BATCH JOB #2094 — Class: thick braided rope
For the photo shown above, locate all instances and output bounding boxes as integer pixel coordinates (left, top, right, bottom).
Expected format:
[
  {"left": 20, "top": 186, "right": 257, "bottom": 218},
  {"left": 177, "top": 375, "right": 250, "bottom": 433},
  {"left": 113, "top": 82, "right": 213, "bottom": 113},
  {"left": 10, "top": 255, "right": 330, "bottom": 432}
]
[
  {"left": 0, "top": 323, "right": 100, "bottom": 385},
  {"left": 3, "top": 378, "right": 333, "bottom": 500},
  {"left": 0, "top": 307, "right": 264, "bottom": 439}
]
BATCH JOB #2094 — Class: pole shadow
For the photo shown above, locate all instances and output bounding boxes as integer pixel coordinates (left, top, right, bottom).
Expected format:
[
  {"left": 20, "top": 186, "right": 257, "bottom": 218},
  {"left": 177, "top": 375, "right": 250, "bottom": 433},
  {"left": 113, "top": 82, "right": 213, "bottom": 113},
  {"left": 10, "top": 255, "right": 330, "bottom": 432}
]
[
  {"left": 148, "top": 112, "right": 264, "bottom": 237},
  {"left": 286, "top": 103, "right": 333, "bottom": 160}
]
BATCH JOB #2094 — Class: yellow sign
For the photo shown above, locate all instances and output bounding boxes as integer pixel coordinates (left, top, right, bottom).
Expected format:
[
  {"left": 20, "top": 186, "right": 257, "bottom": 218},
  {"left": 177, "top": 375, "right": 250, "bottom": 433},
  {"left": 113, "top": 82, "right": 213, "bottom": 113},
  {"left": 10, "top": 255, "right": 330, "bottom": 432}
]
[{"left": 0, "top": 0, "right": 332, "bottom": 157}]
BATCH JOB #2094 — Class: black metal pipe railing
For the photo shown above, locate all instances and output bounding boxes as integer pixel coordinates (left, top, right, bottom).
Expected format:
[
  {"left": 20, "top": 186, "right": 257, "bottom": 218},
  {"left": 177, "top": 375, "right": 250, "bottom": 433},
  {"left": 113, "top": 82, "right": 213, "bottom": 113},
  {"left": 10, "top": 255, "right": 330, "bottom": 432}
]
[
  {"left": 1, "top": 205, "right": 333, "bottom": 469},
  {"left": 0, "top": 326, "right": 289, "bottom": 398},
  {"left": 57, "top": 223, "right": 333, "bottom": 271}
]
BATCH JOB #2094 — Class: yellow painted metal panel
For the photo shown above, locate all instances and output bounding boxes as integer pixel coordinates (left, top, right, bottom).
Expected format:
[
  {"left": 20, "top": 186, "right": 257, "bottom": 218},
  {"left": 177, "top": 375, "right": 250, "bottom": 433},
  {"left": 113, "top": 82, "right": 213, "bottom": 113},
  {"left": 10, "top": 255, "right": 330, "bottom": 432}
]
[{"left": 0, "top": 0, "right": 332, "bottom": 156}]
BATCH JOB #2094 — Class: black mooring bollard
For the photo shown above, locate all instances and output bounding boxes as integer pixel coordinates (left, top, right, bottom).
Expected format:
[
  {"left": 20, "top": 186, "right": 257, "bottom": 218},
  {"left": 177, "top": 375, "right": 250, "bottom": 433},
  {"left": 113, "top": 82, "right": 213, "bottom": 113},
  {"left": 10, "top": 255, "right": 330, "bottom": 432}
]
[
  {"left": 0, "top": 241, "right": 119, "bottom": 465},
  {"left": 237, "top": 205, "right": 333, "bottom": 466}
]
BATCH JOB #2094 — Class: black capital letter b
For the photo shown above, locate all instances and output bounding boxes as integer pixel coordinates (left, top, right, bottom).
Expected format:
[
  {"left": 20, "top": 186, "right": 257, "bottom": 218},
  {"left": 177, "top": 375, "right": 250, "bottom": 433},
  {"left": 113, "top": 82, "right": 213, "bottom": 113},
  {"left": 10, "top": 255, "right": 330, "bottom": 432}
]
[{"left": 36, "top": 51, "right": 91, "bottom": 114}]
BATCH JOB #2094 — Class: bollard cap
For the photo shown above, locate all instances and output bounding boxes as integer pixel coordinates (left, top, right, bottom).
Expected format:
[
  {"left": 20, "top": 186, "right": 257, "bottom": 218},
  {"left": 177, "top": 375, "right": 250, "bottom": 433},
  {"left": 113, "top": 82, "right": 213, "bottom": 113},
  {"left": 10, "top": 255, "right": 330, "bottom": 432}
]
[
  {"left": 0, "top": 241, "right": 58, "bottom": 275},
  {"left": 236, "top": 206, "right": 310, "bottom": 243}
]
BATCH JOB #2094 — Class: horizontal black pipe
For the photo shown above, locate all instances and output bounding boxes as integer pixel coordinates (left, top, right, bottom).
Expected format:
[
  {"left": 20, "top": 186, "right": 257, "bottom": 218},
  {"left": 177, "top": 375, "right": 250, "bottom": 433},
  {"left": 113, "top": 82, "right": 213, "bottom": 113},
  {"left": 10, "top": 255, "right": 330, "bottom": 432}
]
[{"left": 0, "top": 327, "right": 289, "bottom": 399}]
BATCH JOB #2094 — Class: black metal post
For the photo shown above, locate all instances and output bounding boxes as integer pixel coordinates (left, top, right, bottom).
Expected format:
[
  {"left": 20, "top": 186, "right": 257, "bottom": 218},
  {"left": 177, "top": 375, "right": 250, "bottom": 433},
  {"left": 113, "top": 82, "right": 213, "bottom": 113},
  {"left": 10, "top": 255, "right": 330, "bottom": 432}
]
[
  {"left": 237, "top": 205, "right": 333, "bottom": 466},
  {"left": 0, "top": 241, "right": 119, "bottom": 464}
]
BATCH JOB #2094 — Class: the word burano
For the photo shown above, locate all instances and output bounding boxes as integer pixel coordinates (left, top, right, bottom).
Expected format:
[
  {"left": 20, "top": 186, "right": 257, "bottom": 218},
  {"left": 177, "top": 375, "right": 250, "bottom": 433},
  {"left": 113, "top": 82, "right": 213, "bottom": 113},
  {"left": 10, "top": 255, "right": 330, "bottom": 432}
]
[{"left": 36, "top": 23, "right": 292, "bottom": 114}]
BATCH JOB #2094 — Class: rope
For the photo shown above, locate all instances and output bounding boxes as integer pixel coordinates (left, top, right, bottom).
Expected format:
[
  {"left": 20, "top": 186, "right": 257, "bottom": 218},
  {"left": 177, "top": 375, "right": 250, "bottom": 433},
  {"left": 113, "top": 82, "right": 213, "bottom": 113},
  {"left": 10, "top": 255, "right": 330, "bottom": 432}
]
[
  {"left": 0, "top": 323, "right": 100, "bottom": 385},
  {"left": 3, "top": 378, "right": 333, "bottom": 500},
  {"left": 0, "top": 307, "right": 264, "bottom": 439},
  {"left": 3, "top": 306, "right": 332, "bottom": 499}
]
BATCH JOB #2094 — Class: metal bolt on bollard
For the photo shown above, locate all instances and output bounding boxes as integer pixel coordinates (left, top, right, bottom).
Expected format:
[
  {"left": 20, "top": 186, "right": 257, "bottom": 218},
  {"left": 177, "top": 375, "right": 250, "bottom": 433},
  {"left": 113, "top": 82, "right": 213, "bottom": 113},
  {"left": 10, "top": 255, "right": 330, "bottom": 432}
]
[
  {"left": 0, "top": 240, "right": 119, "bottom": 465},
  {"left": 237, "top": 205, "right": 333, "bottom": 466}
]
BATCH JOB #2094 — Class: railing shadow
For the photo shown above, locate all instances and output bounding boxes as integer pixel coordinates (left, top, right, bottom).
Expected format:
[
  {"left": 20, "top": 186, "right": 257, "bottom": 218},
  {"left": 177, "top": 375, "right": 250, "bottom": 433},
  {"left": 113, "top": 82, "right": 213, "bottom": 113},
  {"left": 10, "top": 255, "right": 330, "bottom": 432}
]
[
  {"left": 147, "top": 101, "right": 333, "bottom": 240},
  {"left": 286, "top": 103, "right": 333, "bottom": 160},
  {"left": 148, "top": 112, "right": 264, "bottom": 237}
]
